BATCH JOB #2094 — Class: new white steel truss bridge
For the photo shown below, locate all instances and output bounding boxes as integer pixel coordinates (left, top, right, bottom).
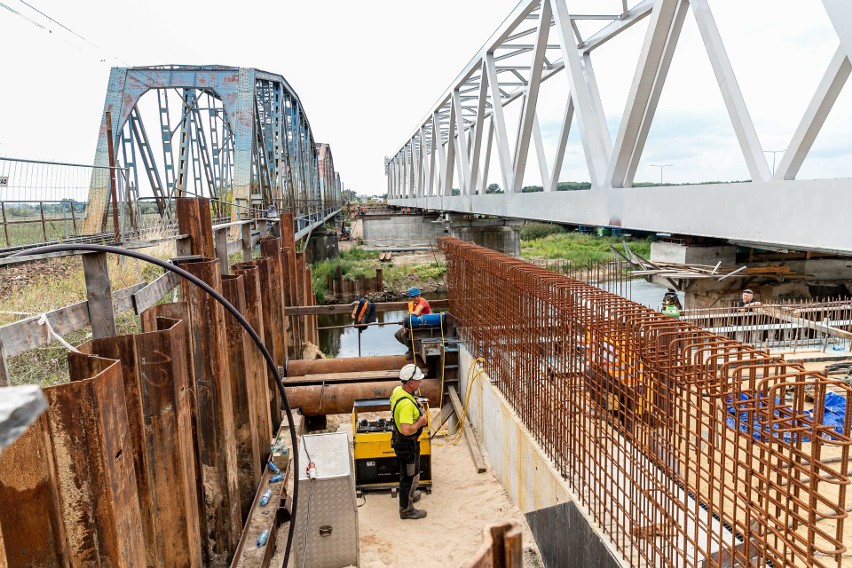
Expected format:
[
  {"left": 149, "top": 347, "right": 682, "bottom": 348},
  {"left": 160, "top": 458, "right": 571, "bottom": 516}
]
[{"left": 387, "top": 0, "right": 852, "bottom": 254}]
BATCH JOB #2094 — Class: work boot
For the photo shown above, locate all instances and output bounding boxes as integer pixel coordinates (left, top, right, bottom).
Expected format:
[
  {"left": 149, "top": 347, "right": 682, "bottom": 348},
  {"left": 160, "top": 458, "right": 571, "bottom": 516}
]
[
  {"left": 399, "top": 506, "right": 427, "bottom": 520},
  {"left": 411, "top": 490, "right": 422, "bottom": 503}
]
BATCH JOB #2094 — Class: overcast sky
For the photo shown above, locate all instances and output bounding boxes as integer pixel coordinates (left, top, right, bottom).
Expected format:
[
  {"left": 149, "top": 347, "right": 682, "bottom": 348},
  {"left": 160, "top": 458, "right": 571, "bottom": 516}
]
[{"left": 1, "top": 0, "right": 849, "bottom": 195}]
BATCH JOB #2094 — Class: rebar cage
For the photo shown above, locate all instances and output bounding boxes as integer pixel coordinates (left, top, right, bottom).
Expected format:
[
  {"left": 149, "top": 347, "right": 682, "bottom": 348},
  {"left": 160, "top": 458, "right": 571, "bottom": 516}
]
[{"left": 441, "top": 237, "right": 852, "bottom": 568}]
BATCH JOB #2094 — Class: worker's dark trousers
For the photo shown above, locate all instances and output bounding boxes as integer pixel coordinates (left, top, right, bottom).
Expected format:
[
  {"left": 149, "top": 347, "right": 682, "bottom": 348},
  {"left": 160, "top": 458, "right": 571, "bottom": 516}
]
[
  {"left": 394, "top": 438, "right": 420, "bottom": 510},
  {"left": 394, "top": 325, "right": 411, "bottom": 349}
]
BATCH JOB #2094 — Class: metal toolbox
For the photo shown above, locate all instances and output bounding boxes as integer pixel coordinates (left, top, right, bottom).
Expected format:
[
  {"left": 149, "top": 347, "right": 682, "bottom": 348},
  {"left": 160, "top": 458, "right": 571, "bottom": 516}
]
[{"left": 295, "top": 432, "right": 359, "bottom": 568}]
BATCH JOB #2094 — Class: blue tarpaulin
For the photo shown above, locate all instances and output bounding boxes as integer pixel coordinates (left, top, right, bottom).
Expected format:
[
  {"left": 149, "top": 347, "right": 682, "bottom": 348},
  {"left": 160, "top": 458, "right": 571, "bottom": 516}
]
[{"left": 726, "top": 390, "right": 848, "bottom": 444}]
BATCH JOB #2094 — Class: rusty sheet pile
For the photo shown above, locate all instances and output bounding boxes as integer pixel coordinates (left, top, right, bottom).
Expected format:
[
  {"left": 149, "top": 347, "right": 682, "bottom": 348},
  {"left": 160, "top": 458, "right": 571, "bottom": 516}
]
[
  {"left": 0, "top": 199, "right": 319, "bottom": 567},
  {"left": 441, "top": 237, "right": 852, "bottom": 568}
]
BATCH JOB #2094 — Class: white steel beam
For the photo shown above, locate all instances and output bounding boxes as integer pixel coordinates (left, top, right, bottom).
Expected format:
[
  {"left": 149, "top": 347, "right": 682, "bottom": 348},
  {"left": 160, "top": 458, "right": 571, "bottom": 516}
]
[
  {"left": 444, "top": 100, "right": 457, "bottom": 195},
  {"left": 469, "top": 62, "right": 489, "bottom": 194},
  {"left": 551, "top": 0, "right": 612, "bottom": 188},
  {"left": 532, "top": 116, "right": 550, "bottom": 191},
  {"left": 581, "top": 0, "right": 655, "bottom": 52},
  {"left": 689, "top": 0, "right": 771, "bottom": 182},
  {"left": 453, "top": 89, "right": 472, "bottom": 192},
  {"left": 485, "top": 52, "right": 515, "bottom": 193},
  {"left": 513, "top": 0, "right": 552, "bottom": 193},
  {"left": 823, "top": 1, "right": 852, "bottom": 63},
  {"left": 548, "top": 98, "right": 574, "bottom": 192},
  {"left": 609, "top": 0, "right": 688, "bottom": 188},
  {"left": 775, "top": 47, "right": 850, "bottom": 180}
]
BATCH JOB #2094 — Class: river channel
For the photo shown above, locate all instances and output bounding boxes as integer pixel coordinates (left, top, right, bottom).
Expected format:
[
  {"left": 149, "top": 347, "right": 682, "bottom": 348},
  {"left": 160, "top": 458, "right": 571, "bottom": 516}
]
[{"left": 318, "top": 281, "right": 681, "bottom": 358}]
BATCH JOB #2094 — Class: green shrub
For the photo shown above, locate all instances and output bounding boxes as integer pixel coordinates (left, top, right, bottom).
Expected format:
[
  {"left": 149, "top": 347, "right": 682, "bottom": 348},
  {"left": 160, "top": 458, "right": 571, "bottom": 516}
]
[
  {"left": 520, "top": 222, "right": 567, "bottom": 240},
  {"left": 521, "top": 233, "right": 651, "bottom": 263}
]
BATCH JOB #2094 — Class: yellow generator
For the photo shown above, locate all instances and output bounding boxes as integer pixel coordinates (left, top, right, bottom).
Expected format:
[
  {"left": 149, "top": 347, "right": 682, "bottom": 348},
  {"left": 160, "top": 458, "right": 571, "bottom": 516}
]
[{"left": 351, "top": 398, "right": 432, "bottom": 495}]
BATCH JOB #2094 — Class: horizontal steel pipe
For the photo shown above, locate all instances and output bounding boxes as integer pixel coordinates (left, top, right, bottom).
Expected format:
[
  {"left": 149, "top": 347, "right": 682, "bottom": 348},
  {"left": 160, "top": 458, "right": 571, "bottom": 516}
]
[
  {"left": 286, "top": 355, "right": 411, "bottom": 377},
  {"left": 284, "top": 379, "right": 441, "bottom": 416}
]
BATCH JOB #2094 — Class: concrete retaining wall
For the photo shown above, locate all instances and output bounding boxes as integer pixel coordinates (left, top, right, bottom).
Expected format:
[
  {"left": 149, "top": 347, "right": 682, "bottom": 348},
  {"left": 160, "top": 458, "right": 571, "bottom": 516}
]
[
  {"left": 361, "top": 214, "right": 446, "bottom": 247},
  {"left": 457, "top": 347, "right": 625, "bottom": 568}
]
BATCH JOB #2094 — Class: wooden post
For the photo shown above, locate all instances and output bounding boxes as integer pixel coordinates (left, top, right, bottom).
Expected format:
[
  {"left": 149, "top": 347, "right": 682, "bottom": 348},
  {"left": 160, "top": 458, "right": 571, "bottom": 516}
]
[
  {"left": 82, "top": 251, "right": 117, "bottom": 338},
  {"left": 241, "top": 223, "right": 253, "bottom": 262},
  {"left": 181, "top": 259, "right": 241, "bottom": 564},
  {"left": 176, "top": 198, "right": 215, "bottom": 258},
  {"left": 376, "top": 268, "right": 383, "bottom": 291},
  {"left": 221, "top": 274, "right": 262, "bottom": 521},
  {"left": 214, "top": 227, "right": 229, "bottom": 275},
  {"left": 0, "top": 338, "right": 8, "bottom": 387}
]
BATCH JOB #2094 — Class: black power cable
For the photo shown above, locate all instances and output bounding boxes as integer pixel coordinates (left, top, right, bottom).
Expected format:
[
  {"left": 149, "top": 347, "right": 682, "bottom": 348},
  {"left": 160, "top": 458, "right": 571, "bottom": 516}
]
[{"left": 11, "top": 243, "right": 299, "bottom": 568}]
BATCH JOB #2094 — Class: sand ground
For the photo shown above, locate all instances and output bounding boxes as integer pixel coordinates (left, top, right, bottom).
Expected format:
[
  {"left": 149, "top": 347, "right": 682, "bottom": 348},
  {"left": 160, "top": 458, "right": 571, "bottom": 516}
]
[{"left": 272, "top": 411, "right": 543, "bottom": 567}]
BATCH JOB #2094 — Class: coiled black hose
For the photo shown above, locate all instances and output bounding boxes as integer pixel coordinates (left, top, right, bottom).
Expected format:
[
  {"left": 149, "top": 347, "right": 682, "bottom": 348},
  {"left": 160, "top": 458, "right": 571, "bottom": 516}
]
[{"left": 11, "top": 243, "right": 299, "bottom": 568}]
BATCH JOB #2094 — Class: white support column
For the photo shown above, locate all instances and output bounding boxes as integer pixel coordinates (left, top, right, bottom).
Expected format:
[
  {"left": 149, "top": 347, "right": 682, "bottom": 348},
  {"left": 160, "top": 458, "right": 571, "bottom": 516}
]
[
  {"left": 609, "top": 0, "right": 688, "bottom": 188},
  {"left": 689, "top": 0, "right": 771, "bottom": 182},
  {"left": 481, "top": 118, "right": 495, "bottom": 195},
  {"left": 513, "top": 0, "right": 552, "bottom": 193},
  {"left": 485, "top": 52, "right": 515, "bottom": 193},
  {"left": 532, "top": 116, "right": 550, "bottom": 191},
  {"left": 453, "top": 89, "right": 471, "bottom": 193},
  {"left": 550, "top": 0, "right": 612, "bottom": 188},
  {"left": 428, "top": 114, "right": 439, "bottom": 197},
  {"left": 418, "top": 126, "right": 427, "bottom": 197},
  {"left": 775, "top": 47, "right": 850, "bottom": 180},
  {"left": 548, "top": 98, "right": 574, "bottom": 192}
]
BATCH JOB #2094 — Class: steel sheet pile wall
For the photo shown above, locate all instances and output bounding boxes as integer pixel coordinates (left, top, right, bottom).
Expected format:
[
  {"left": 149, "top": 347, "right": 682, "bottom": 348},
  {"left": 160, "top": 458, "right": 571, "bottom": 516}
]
[
  {"left": 0, "top": 197, "right": 322, "bottom": 567},
  {"left": 441, "top": 237, "right": 852, "bottom": 568}
]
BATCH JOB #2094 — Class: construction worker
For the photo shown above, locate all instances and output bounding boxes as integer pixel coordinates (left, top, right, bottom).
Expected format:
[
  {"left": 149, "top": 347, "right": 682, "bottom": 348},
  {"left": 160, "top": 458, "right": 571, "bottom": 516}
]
[
  {"left": 391, "top": 363, "right": 428, "bottom": 519},
  {"left": 737, "top": 288, "right": 762, "bottom": 308},
  {"left": 661, "top": 288, "right": 682, "bottom": 317},
  {"left": 394, "top": 287, "right": 431, "bottom": 359}
]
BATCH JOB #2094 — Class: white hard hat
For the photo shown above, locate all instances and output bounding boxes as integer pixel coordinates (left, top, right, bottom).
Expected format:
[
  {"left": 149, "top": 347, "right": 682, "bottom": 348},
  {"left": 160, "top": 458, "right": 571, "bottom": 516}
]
[{"left": 399, "top": 363, "right": 424, "bottom": 382}]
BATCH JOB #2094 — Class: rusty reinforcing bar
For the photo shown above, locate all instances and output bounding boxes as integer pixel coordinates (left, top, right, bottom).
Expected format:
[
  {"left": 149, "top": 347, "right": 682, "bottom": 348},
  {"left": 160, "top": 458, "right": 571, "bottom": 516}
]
[{"left": 441, "top": 236, "right": 852, "bottom": 568}]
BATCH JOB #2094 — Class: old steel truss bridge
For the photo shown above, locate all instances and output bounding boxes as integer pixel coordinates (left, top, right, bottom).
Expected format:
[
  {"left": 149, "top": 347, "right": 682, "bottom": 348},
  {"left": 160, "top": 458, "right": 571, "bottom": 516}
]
[
  {"left": 387, "top": 0, "right": 852, "bottom": 255},
  {"left": 84, "top": 65, "right": 342, "bottom": 235}
]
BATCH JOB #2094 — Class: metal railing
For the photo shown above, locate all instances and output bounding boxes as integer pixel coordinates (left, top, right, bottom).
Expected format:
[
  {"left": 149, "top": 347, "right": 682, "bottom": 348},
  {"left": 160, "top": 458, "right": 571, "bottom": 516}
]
[{"left": 442, "top": 237, "right": 851, "bottom": 568}]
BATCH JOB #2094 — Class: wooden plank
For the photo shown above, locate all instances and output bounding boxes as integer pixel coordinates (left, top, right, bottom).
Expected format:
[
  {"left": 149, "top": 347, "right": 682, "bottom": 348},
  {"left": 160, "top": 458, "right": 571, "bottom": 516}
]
[
  {"left": 82, "top": 252, "right": 117, "bottom": 338},
  {"left": 230, "top": 463, "right": 289, "bottom": 568},
  {"left": 287, "top": 299, "right": 449, "bottom": 316},
  {"left": 214, "top": 227, "right": 229, "bottom": 275},
  {"left": 447, "top": 385, "right": 487, "bottom": 474},
  {"left": 0, "top": 282, "right": 145, "bottom": 359},
  {"left": 0, "top": 338, "right": 8, "bottom": 387},
  {"left": 47, "top": 353, "right": 147, "bottom": 566},
  {"left": 241, "top": 224, "right": 253, "bottom": 262},
  {"left": 132, "top": 271, "right": 180, "bottom": 315}
]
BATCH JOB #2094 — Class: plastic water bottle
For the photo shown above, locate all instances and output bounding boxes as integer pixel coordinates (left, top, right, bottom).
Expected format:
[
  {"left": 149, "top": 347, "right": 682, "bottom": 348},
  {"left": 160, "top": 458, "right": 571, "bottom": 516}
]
[
  {"left": 267, "top": 461, "right": 281, "bottom": 474},
  {"left": 260, "top": 489, "right": 273, "bottom": 507},
  {"left": 269, "top": 474, "right": 285, "bottom": 483},
  {"left": 256, "top": 529, "right": 270, "bottom": 547}
]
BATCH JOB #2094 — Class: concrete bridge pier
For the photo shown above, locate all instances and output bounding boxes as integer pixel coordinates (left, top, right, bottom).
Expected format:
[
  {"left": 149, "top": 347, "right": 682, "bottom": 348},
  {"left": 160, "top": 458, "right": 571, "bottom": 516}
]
[
  {"left": 447, "top": 214, "right": 521, "bottom": 257},
  {"left": 304, "top": 225, "right": 339, "bottom": 264},
  {"left": 650, "top": 242, "right": 852, "bottom": 308}
]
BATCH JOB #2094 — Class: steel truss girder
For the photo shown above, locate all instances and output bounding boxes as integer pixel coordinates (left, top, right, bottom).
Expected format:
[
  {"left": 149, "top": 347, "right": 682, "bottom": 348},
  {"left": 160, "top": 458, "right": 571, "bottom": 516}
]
[
  {"left": 84, "top": 66, "right": 342, "bottom": 233},
  {"left": 387, "top": 0, "right": 852, "bottom": 254}
]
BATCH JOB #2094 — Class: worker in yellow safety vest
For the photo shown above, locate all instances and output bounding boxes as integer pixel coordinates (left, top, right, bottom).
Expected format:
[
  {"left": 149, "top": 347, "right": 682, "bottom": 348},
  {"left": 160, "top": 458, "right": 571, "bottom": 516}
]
[{"left": 390, "top": 363, "right": 428, "bottom": 519}]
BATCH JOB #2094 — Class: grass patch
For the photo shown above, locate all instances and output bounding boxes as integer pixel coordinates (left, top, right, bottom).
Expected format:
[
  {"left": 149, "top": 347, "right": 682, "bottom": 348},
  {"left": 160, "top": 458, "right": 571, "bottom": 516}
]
[
  {"left": 521, "top": 232, "right": 651, "bottom": 263},
  {"left": 310, "top": 247, "right": 447, "bottom": 302},
  {"left": 520, "top": 222, "right": 566, "bottom": 240}
]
